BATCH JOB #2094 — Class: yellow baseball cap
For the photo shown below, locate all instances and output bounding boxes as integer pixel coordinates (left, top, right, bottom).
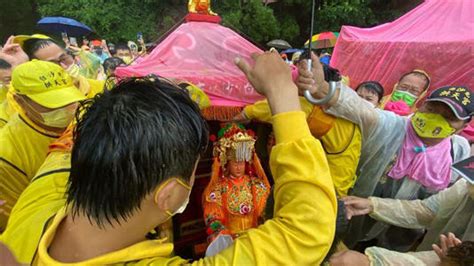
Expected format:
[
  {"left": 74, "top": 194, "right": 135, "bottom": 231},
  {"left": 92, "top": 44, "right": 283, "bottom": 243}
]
[
  {"left": 13, "top": 34, "right": 52, "bottom": 49},
  {"left": 11, "top": 60, "right": 86, "bottom": 109}
]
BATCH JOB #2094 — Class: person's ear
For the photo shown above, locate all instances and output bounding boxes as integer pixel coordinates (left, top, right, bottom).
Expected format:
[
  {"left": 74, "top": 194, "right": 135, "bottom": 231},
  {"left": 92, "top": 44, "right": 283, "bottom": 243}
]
[
  {"left": 153, "top": 179, "right": 181, "bottom": 212},
  {"left": 154, "top": 181, "right": 171, "bottom": 211}
]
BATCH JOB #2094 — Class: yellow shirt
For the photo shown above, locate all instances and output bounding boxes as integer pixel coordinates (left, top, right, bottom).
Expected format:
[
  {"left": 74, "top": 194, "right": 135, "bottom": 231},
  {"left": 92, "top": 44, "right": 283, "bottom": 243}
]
[
  {"left": 3, "top": 111, "right": 337, "bottom": 265},
  {"left": 0, "top": 151, "right": 70, "bottom": 263},
  {"left": 0, "top": 87, "right": 20, "bottom": 129},
  {"left": 244, "top": 99, "right": 362, "bottom": 196},
  {"left": 0, "top": 114, "right": 60, "bottom": 230}
]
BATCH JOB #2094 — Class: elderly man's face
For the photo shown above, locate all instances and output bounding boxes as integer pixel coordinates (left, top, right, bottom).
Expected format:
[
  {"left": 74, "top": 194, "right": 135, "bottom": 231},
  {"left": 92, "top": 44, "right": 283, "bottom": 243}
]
[{"left": 397, "top": 73, "right": 428, "bottom": 97}]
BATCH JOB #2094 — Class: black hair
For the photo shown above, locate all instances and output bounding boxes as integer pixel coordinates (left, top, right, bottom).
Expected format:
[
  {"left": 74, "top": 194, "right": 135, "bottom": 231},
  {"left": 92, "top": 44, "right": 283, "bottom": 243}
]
[
  {"left": 103, "top": 57, "right": 125, "bottom": 75},
  {"left": 398, "top": 71, "right": 430, "bottom": 91},
  {"left": 447, "top": 241, "right": 474, "bottom": 266},
  {"left": 68, "top": 76, "right": 209, "bottom": 227},
  {"left": 115, "top": 43, "right": 130, "bottom": 52},
  {"left": 0, "top": 59, "right": 12, "bottom": 69},
  {"left": 22, "top": 38, "right": 58, "bottom": 59},
  {"left": 355, "top": 81, "right": 385, "bottom": 102}
]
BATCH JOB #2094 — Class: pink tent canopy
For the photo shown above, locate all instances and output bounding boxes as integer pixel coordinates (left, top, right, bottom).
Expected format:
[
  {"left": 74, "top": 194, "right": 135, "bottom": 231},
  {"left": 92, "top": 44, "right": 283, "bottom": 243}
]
[
  {"left": 331, "top": 0, "right": 473, "bottom": 95},
  {"left": 115, "top": 16, "right": 265, "bottom": 107}
]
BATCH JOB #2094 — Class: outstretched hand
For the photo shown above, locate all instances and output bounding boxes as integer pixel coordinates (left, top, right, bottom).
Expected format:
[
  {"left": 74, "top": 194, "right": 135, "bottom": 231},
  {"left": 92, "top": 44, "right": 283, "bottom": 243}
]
[
  {"left": 296, "top": 52, "right": 327, "bottom": 97},
  {"left": 340, "top": 196, "right": 373, "bottom": 220},
  {"left": 235, "top": 51, "right": 300, "bottom": 115},
  {"left": 234, "top": 51, "right": 293, "bottom": 97},
  {"left": 0, "top": 36, "right": 29, "bottom": 68},
  {"left": 432, "top": 233, "right": 462, "bottom": 265}
]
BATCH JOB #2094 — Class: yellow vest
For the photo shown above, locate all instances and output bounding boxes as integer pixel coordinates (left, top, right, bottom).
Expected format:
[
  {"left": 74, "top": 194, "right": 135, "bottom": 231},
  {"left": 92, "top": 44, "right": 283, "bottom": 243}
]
[{"left": 244, "top": 98, "right": 362, "bottom": 196}]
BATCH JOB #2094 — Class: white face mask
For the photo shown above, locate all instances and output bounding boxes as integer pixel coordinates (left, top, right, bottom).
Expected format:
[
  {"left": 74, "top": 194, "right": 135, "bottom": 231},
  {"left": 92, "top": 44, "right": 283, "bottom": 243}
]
[
  {"left": 174, "top": 196, "right": 190, "bottom": 215},
  {"left": 39, "top": 104, "right": 77, "bottom": 128},
  {"left": 164, "top": 178, "right": 192, "bottom": 217}
]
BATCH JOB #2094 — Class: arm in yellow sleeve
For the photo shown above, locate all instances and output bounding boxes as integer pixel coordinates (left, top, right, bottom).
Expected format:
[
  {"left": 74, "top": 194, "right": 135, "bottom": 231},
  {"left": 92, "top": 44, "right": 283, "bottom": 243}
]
[
  {"left": 243, "top": 97, "right": 314, "bottom": 123},
  {"left": 192, "top": 111, "right": 337, "bottom": 265}
]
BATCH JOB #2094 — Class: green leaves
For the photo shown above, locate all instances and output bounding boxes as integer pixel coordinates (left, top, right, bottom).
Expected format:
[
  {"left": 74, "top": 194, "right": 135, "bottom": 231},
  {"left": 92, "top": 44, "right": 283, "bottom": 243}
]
[{"left": 27, "top": 0, "right": 404, "bottom": 48}]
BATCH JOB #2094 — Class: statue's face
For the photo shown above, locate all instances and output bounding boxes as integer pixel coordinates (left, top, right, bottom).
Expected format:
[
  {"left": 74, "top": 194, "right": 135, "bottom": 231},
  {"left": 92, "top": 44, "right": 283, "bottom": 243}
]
[{"left": 228, "top": 160, "right": 246, "bottom": 178}]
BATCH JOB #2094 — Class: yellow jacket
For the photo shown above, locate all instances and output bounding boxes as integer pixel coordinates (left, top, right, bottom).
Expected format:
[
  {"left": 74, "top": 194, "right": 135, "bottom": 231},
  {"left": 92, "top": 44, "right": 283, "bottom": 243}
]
[
  {"left": 2, "top": 112, "right": 337, "bottom": 265},
  {"left": 0, "top": 114, "right": 60, "bottom": 230},
  {"left": 244, "top": 98, "right": 362, "bottom": 196},
  {"left": 0, "top": 78, "right": 105, "bottom": 229}
]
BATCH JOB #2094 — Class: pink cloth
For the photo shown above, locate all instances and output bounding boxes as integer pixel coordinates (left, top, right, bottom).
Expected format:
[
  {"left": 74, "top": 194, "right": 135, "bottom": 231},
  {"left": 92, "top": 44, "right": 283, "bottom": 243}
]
[
  {"left": 388, "top": 121, "right": 452, "bottom": 191},
  {"left": 115, "top": 21, "right": 265, "bottom": 107},
  {"left": 384, "top": 100, "right": 411, "bottom": 116},
  {"left": 460, "top": 123, "right": 474, "bottom": 143},
  {"left": 331, "top": 0, "right": 473, "bottom": 96}
]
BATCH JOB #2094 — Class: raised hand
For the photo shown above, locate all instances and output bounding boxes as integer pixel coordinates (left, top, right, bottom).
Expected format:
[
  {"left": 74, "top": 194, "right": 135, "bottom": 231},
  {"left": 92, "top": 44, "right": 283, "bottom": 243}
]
[
  {"left": 432, "top": 232, "right": 462, "bottom": 265},
  {"left": 340, "top": 196, "right": 373, "bottom": 220},
  {"left": 296, "top": 52, "right": 327, "bottom": 97},
  {"left": 235, "top": 51, "right": 300, "bottom": 115},
  {"left": 1, "top": 36, "right": 29, "bottom": 68}
]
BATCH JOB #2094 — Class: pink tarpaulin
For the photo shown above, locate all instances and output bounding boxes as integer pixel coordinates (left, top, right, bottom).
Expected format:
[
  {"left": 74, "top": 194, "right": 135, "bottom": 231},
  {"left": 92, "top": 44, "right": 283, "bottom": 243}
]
[
  {"left": 331, "top": 0, "right": 474, "bottom": 95},
  {"left": 115, "top": 17, "right": 264, "bottom": 107}
]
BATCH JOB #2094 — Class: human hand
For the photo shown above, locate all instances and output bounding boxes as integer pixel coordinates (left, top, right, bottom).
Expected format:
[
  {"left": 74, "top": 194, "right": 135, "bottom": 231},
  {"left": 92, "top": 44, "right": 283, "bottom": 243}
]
[
  {"left": 235, "top": 51, "right": 300, "bottom": 115},
  {"left": 1, "top": 36, "right": 29, "bottom": 67},
  {"left": 329, "top": 250, "right": 370, "bottom": 266},
  {"left": 231, "top": 112, "right": 250, "bottom": 124},
  {"left": 296, "top": 52, "right": 327, "bottom": 96},
  {"left": 341, "top": 196, "right": 373, "bottom": 220},
  {"left": 433, "top": 232, "right": 462, "bottom": 265}
]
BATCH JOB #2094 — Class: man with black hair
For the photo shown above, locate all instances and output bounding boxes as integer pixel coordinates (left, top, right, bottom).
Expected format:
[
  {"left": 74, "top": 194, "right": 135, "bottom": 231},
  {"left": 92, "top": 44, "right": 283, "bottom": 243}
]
[
  {"left": 1, "top": 52, "right": 337, "bottom": 265},
  {"left": 12, "top": 34, "right": 102, "bottom": 80},
  {"left": 0, "top": 59, "right": 12, "bottom": 128},
  {"left": 115, "top": 43, "right": 133, "bottom": 64}
]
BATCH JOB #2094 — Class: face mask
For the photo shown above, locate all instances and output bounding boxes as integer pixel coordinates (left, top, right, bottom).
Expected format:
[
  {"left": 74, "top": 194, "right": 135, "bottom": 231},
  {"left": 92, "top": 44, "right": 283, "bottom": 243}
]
[
  {"left": 95, "top": 48, "right": 103, "bottom": 56},
  {"left": 119, "top": 56, "right": 132, "bottom": 65},
  {"left": 40, "top": 105, "right": 77, "bottom": 128},
  {"left": 391, "top": 90, "right": 418, "bottom": 107},
  {"left": 362, "top": 98, "right": 376, "bottom": 108},
  {"left": 164, "top": 178, "right": 192, "bottom": 216},
  {"left": 0, "top": 84, "right": 8, "bottom": 94},
  {"left": 411, "top": 112, "right": 456, "bottom": 139}
]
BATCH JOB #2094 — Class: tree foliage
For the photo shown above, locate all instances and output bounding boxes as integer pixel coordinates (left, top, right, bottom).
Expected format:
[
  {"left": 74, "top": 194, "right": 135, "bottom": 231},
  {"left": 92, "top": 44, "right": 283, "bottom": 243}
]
[{"left": 0, "top": 0, "right": 419, "bottom": 47}]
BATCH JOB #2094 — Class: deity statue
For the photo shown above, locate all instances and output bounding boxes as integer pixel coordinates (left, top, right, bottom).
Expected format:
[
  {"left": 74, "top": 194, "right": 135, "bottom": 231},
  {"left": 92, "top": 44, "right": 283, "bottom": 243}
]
[
  {"left": 202, "top": 124, "right": 270, "bottom": 241},
  {"left": 188, "top": 0, "right": 217, "bottom": 16}
]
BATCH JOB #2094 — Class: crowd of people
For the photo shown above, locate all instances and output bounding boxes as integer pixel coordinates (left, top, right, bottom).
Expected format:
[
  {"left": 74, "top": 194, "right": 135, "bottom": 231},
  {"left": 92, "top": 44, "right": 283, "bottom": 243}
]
[{"left": 0, "top": 30, "right": 472, "bottom": 266}]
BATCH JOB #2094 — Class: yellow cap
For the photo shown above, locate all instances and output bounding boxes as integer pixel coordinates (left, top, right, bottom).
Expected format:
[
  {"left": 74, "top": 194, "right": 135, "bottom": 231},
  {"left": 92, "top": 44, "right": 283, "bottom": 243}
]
[
  {"left": 11, "top": 60, "right": 86, "bottom": 109},
  {"left": 13, "top": 34, "right": 52, "bottom": 49}
]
